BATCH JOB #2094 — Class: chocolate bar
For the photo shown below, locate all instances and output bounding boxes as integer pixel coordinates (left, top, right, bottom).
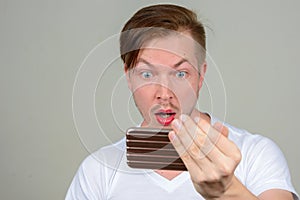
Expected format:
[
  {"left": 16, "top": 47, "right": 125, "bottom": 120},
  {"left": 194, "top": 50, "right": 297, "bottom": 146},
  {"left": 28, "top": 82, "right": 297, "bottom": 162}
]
[{"left": 126, "top": 127, "right": 187, "bottom": 171}]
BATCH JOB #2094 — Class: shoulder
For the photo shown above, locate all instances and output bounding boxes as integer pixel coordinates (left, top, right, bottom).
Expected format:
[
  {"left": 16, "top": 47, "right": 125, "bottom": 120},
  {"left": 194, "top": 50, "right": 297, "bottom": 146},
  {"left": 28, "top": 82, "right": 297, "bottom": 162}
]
[
  {"left": 212, "top": 117, "right": 298, "bottom": 198},
  {"left": 81, "top": 138, "right": 126, "bottom": 171},
  {"left": 217, "top": 118, "right": 279, "bottom": 153},
  {"left": 65, "top": 138, "right": 126, "bottom": 199}
]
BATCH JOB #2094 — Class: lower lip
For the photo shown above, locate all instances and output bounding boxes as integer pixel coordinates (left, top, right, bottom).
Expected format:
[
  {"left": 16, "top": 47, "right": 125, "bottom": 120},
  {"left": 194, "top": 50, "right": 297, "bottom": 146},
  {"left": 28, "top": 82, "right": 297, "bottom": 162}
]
[{"left": 155, "top": 114, "right": 175, "bottom": 126}]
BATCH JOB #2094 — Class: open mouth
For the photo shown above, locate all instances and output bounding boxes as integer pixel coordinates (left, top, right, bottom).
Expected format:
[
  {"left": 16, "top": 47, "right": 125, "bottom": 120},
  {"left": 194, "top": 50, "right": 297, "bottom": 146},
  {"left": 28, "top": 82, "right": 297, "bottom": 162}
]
[{"left": 155, "top": 110, "right": 176, "bottom": 126}]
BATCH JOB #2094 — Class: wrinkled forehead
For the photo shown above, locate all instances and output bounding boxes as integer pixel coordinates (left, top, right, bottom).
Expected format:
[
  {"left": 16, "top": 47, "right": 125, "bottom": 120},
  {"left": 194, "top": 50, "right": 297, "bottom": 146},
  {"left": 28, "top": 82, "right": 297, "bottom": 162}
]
[{"left": 140, "top": 31, "right": 202, "bottom": 68}]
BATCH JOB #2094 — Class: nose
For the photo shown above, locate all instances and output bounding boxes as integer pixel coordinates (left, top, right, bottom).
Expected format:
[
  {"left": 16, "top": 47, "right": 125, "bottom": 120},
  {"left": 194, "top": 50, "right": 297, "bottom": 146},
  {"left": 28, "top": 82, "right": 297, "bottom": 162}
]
[{"left": 155, "top": 83, "right": 174, "bottom": 101}]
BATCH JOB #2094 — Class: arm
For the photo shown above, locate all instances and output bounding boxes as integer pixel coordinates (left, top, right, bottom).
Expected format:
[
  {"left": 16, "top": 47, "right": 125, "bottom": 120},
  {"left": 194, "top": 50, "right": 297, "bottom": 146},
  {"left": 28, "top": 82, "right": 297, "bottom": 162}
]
[
  {"left": 223, "top": 176, "right": 293, "bottom": 200},
  {"left": 259, "top": 189, "right": 293, "bottom": 200},
  {"left": 169, "top": 114, "right": 295, "bottom": 199}
]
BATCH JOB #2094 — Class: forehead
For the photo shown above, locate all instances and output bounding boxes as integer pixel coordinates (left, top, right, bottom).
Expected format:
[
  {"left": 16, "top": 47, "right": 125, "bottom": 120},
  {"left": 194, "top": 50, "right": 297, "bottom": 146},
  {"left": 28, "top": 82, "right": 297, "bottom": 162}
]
[
  {"left": 138, "top": 32, "right": 199, "bottom": 68},
  {"left": 137, "top": 49, "right": 184, "bottom": 67}
]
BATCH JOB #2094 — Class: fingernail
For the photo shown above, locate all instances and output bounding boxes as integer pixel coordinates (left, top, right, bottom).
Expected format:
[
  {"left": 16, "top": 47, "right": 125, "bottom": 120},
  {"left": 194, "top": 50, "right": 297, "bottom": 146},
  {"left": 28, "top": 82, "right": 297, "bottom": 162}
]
[
  {"left": 180, "top": 114, "right": 188, "bottom": 122},
  {"left": 194, "top": 117, "right": 200, "bottom": 123},
  {"left": 172, "top": 119, "right": 182, "bottom": 129},
  {"left": 169, "top": 131, "right": 177, "bottom": 141}
]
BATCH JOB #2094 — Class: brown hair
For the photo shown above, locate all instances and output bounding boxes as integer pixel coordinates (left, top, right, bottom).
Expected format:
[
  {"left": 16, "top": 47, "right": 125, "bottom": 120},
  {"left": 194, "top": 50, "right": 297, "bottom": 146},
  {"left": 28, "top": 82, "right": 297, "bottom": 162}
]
[{"left": 120, "top": 4, "right": 206, "bottom": 71}]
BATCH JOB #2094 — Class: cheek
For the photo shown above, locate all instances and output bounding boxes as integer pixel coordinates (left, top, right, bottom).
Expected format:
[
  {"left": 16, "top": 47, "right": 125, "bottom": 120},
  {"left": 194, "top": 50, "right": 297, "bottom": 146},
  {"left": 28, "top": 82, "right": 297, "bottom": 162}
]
[
  {"left": 132, "top": 86, "right": 153, "bottom": 107},
  {"left": 172, "top": 82, "right": 199, "bottom": 110}
]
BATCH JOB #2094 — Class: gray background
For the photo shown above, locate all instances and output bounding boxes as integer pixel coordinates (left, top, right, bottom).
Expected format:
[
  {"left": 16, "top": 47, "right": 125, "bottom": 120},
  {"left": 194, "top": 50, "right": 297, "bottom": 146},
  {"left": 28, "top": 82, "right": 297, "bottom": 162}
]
[{"left": 1, "top": 0, "right": 299, "bottom": 199}]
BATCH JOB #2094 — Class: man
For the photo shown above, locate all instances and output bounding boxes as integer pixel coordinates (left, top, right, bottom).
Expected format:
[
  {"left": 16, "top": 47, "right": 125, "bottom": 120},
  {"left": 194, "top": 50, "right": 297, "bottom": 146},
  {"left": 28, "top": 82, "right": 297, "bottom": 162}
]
[{"left": 66, "top": 4, "right": 298, "bottom": 199}]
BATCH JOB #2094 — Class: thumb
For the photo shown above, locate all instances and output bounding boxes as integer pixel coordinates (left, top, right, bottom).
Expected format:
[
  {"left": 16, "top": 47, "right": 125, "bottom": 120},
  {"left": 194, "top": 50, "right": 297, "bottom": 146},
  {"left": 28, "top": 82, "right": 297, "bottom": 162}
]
[{"left": 213, "top": 122, "right": 229, "bottom": 138}]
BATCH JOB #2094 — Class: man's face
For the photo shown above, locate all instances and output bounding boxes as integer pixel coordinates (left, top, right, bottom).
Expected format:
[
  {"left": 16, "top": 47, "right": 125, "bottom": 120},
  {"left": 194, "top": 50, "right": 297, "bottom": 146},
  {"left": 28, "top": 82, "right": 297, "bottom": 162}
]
[{"left": 126, "top": 33, "right": 206, "bottom": 128}]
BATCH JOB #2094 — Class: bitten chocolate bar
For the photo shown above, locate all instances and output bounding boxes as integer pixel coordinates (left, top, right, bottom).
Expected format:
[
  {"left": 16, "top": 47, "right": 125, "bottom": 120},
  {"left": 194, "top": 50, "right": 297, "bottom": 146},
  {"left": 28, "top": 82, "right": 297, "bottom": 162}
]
[{"left": 126, "top": 127, "right": 187, "bottom": 171}]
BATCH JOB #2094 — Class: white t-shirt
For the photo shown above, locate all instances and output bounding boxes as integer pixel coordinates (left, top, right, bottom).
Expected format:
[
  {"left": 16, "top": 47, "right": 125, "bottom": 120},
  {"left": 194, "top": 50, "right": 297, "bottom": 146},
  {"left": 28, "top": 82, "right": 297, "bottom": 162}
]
[{"left": 66, "top": 117, "right": 299, "bottom": 200}]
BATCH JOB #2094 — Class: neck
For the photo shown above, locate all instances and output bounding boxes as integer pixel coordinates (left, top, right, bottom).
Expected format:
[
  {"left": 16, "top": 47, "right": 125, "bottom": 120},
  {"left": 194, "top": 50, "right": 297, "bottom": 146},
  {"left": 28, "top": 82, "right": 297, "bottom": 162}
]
[
  {"left": 154, "top": 170, "right": 183, "bottom": 180},
  {"left": 190, "top": 109, "right": 211, "bottom": 124}
]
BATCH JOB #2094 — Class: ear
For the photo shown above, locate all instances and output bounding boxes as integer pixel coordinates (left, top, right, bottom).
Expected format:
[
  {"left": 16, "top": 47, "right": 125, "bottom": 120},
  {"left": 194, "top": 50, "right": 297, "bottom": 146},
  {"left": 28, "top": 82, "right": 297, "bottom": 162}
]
[
  {"left": 124, "top": 64, "right": 132, "bottom": 91},
  {"left": 198, "top": 61, "right": 207, "bottom": 89}
]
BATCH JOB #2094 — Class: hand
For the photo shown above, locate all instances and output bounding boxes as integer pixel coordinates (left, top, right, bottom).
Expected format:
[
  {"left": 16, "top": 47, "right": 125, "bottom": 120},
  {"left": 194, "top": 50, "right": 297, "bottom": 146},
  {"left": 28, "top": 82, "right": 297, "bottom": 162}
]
[{"left": 169, "top": 114, "right": 241, "bottom": 199}]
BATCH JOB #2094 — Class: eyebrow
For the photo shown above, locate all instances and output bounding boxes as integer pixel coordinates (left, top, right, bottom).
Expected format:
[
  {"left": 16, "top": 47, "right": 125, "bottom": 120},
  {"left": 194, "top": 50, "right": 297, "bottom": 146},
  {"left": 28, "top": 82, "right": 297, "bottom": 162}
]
[{"left": 137, "top": 58, "right": 190, "bottom": 68}]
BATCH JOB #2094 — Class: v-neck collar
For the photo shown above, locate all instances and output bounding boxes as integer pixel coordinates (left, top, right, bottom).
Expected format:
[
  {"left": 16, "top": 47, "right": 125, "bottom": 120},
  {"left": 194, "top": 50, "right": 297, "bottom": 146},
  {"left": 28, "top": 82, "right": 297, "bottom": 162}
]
[{"left": 144, "top": 170, "right": 190, "bottom": 193}]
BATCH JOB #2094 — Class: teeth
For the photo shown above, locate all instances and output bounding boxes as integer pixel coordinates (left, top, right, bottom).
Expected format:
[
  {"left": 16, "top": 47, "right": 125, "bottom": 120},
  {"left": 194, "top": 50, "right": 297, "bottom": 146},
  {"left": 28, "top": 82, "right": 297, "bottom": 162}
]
[
  {"left": 157, "top": 113, "right": 174, "bottom": 118},
  {"left": 161, "top": 114, "right": 169, "bottom": 118}
]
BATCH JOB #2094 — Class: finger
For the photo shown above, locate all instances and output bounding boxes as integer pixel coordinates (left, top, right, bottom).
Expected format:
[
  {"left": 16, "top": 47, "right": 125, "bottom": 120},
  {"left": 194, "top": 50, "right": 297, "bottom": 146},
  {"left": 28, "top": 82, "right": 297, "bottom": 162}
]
[
  {"left": 197, "top": 118, "right": 241, "bottom": 162},
  {"left": 178, "top": 115, "right": 219, "bottom": 156},
  {"left": 172, "top": 116, "right": 221, "bottom": 166},
  {"left": 176, "top": 122, "right": 238, "bottom": 179},
  {"left": 168, "top": 130, "right": 215, "bottom": 179},
  {"left": 172, "top": 116, "right": 206, "bottom": 157},
  {"left": 170, "top": 118, "right": 203, "bottom": 157},
  {"left": 194, "top": 116, "right": 221, "bottom": 144},
  {"left": 169, "top": 130, "right": 227, "bottom": 182},
  {"left": 168, "top": 129, "right": 187, "bottom": 157},
  {"left": 184, "top": 115, "right": 238, "bottom": 164},
  {"left": 168, "top": 130, "right": 204, "bottom": 169},
  {"left": 213, "top": 122, "right": 229, "bottom": 138},
  {"left": 172, "top": 116, "right": 241, "bottom": 178},
  {"left": 179, "top": 114, "right": 204, "bottom": 148}
]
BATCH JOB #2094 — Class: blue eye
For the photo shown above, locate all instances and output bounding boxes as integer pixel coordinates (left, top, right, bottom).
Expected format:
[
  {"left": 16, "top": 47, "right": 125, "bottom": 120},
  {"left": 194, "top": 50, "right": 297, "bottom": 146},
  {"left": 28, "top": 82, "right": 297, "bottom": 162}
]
[
  {"left": 176, "top": 71, "right": 187, "bottom": 78},
  {"left": 141, "top": 71, "right": 153, "bottom": 79}
]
